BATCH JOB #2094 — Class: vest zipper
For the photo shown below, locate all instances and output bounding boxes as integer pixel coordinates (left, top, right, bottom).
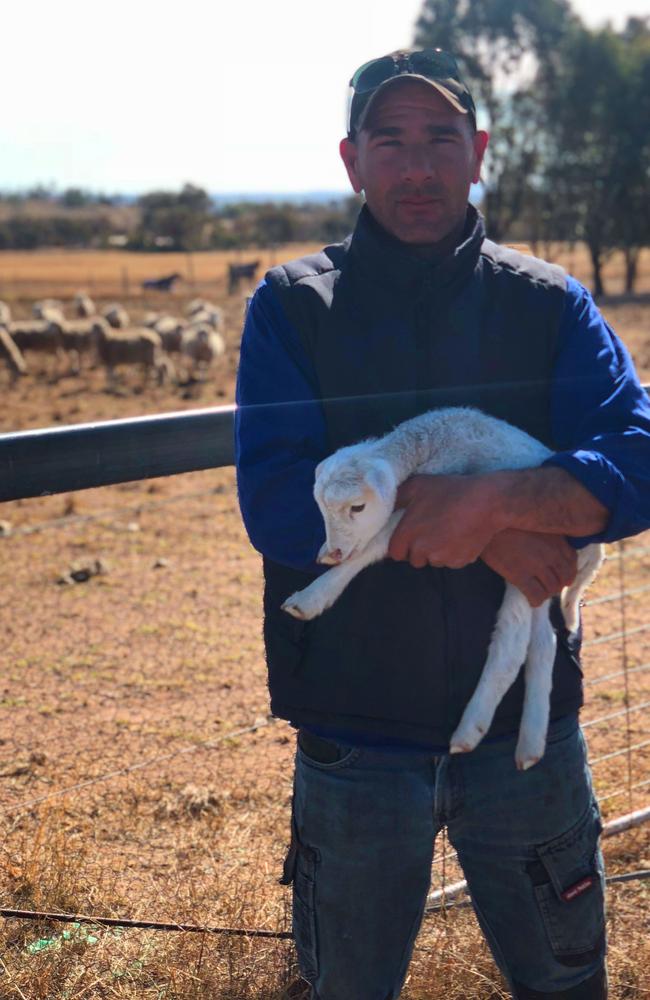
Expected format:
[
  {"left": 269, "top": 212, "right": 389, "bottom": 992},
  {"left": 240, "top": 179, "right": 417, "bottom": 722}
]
[{"left": 415, "top": 276, "right": 454, "bottom": 734}]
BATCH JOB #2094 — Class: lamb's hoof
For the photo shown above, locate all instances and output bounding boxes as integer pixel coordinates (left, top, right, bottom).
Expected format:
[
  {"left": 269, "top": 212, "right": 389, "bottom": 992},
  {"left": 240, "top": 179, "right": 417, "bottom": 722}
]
[
  {"left": 561, "top": 608, "right": 579, "bottom": 633},
  {"left": 449, "top": 721, "right": 486, "bottom": 755},
  {"left": 515, "top": 739, "right": 544, "bottom": 771},
  {"left": 281, "top": 591, "right": 323, "bottom": 620},
  {"left": 516, "top": 754, "right": 542, "bottom": 772},
  {"left": 281, "top": 596, "right": 310, "bottom": 620}
]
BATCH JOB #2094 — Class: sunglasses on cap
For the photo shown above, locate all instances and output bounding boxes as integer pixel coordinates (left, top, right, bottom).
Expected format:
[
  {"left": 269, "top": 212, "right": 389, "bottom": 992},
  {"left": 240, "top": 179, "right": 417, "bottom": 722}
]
[{"left": 347, "top": 48, "right": 476, "bottom": 138}]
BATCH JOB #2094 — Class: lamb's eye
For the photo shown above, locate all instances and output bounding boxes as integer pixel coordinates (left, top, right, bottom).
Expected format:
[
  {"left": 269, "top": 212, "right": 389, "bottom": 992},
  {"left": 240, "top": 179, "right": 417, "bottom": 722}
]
[{"left": 350, "top": 503, "right": 366, "bottom": 514}]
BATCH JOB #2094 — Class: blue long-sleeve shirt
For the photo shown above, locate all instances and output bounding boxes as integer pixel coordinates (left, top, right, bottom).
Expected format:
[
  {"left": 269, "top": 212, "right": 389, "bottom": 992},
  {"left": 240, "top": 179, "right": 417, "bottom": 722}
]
[{"left": 235, "top": 273, "right": 650, "bottom": 570}]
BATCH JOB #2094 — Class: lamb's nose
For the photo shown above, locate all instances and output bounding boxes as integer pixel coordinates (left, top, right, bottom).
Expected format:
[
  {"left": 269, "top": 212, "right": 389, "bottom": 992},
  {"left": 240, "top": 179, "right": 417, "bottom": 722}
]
[{"left": 331, "top": 548, "right": 342, "bottom": 563}]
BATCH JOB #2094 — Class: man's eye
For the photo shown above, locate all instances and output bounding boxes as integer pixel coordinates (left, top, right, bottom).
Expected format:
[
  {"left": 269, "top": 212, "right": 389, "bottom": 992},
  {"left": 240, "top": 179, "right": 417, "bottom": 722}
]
[{"left": 351, "top": 504, "right": 366, "bottom": 514}]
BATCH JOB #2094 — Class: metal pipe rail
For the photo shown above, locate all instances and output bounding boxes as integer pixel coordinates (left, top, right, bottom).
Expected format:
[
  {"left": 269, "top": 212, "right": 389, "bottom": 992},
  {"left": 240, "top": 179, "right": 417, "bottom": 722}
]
[
  {"left": 0, "top": 405, "right": 236, "bottom": 502},
  {"left": 0, "top": 385, "right": 648, "bottom": 502}
]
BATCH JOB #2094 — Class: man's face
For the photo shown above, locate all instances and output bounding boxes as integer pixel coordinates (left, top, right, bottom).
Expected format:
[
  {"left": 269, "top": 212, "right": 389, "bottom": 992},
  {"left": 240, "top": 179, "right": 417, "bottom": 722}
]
[{"left": 340, "top": 79, "right": 488, "bottom": 247}]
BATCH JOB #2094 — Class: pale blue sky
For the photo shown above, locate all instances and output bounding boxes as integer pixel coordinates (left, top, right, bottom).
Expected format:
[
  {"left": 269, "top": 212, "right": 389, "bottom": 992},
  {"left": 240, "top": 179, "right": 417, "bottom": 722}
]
[{"left": 1, "top": 0, "right": 647, "bottom": 195}]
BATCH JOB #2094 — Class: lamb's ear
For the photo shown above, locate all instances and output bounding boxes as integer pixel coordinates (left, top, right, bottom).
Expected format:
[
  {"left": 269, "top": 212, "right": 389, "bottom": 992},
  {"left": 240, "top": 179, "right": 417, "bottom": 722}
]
[{"left": 366, "top": 459, "right": 396, "bottom": 502}]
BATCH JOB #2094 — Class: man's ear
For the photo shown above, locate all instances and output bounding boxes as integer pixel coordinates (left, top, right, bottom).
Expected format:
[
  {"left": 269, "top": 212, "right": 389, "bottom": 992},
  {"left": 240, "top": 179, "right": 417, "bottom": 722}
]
[{"left": 339, "top": 137, "right": 364, "bottom": 194}]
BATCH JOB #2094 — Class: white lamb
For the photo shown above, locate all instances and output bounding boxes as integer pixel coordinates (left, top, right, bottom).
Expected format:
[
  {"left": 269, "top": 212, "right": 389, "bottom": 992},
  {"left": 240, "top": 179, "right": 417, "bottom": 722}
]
[{"left": 282, "top": 407, "right": 603, "bottom": 771}]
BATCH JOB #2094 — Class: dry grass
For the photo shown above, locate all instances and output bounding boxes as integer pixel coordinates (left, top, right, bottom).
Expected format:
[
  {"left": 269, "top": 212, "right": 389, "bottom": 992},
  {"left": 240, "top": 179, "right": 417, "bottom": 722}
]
[{"left": 0, "top": 243, "right": 648, "bottom": 998}]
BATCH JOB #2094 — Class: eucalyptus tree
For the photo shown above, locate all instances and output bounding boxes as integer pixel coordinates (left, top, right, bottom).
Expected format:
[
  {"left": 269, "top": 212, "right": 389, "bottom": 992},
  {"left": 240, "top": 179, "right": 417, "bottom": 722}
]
[
  {"left": 414, "top": 0, "right": 578, "bottom": 240},
  {"left": 541, "top": 19, "right": 650, "bottom": 295}
]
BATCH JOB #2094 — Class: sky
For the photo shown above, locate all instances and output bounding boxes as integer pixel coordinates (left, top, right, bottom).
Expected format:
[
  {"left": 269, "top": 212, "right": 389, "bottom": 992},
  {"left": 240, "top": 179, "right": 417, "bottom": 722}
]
[{"left": 1, "top": 0, "right": 648, "bottom": 196}]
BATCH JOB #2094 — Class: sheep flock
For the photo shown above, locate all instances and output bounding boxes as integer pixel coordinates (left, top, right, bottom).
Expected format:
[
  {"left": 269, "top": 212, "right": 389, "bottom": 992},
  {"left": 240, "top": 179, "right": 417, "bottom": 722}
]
[{"left": 0, "top": 294, "right": 227, "bottom": 388}]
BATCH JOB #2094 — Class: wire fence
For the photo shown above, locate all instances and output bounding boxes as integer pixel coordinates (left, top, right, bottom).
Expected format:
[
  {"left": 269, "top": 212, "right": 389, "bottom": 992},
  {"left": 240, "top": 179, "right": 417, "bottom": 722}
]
[
  {"left": 0, "top": 521, "right": 648, "bottom": 940},
  {"left": 0, "top": 398, "right": 648, "bottom": 946}
]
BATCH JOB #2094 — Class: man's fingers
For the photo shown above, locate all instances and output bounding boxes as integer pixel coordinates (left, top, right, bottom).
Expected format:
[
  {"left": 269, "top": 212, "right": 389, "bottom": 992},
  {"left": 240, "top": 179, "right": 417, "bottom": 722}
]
[
  {"left": 552, "top": 536, "right": 579, "bottom": 580},
  {"left": 388, "top": 530, "right": 430, "bottom": 568},
  {"left": 536, "top": 563, "right": 566, "bottom": 596},
  {"left": 387, "top": 523, "right": 409, "bottom": 562},
  {"left": 520, "top": 577, "right": 552, "bottom": 608},
  {"left": 545, "top": 550, "right": 579, "bottom": 591}
]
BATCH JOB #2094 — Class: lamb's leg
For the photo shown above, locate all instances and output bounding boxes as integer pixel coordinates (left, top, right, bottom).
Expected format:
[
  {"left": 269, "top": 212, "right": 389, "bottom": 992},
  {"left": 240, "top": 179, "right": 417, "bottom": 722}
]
[
  {"left": 450, "top": 584, "right": 532, "bottom": 754},
  {"left": 561, "top": 543, "right": 604, "bottom": 633},
  {"left": 282, "top": 512, "right": 403, "bottom": 621},
  {"left": 514, "top": 601, "right": 555, "bottom": 771}
]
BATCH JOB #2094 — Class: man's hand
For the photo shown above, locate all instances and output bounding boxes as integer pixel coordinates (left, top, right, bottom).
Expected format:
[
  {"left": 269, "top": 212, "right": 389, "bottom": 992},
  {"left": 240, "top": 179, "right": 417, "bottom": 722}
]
[
  {"left": 388, "top": 474, "right": 503, "bottom": 569},
  {"left": 388, "top": 475, "right": 579, "bottom": 605},
  {"left": 481, "top": 528, "right": 578, "bottom": 606}
]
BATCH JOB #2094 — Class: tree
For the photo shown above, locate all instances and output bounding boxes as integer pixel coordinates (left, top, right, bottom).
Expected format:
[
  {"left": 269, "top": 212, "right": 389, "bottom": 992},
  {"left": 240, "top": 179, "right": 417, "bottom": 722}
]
[
  {"left": 414, "top": 0, "right": 578, "bottom": 240},
  {"left": 137, "top": 183, "right": 213, "bottom": 250},
  {"left": 540, "top": 21, "right": 650, "bottom": 295},
  {"left": 612, "top": 18, "right": 650, "bottom": 292},
  {"left": 61, "top": 187, "right": 92, "bottom": 208}
]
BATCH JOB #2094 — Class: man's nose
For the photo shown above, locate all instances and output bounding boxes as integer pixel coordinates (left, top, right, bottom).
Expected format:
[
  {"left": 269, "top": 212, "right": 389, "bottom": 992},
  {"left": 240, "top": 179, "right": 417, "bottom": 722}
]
[{"left": 401, "top": 147, "right": 435, "bottom": 183}]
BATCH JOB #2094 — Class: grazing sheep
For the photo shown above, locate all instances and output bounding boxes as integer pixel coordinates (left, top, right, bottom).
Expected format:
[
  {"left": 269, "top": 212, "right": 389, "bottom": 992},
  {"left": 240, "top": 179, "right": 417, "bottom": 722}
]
[
  {"left": 0, "top": 326, "right": 27, "bottom": 384},
  {"left": 180, "top": 322, "right": 225, "bottom": 377},
  {"left": 185, "top": 299, "right": 223, "bottom": 329},
  {"left": 60, "top": 317, "right": 107, "bottom": 373},
  {"left": 102, "top": 303, "right": 130, "bottom": 329},
  {"left": 150, "top": 315, "right": 185, "bottom": 353},
  {"left": 282, "top": 406, "right": 603, "bottom": 771},
  {"left": 8, "top": 320, "right": 65, "bottom": 372},
  {"left": 94, "top": 324, "right": 171, "bottom": 385},
  {"left": 142, "top": 272, "right": 181, "bottom": 292},
  {"left": 33, "top": 299, "right": 66, "bottom": 324},
  {"left": 0, "top": 301, "right": 11, "bottom": 325},
  {"left": 228, "top": 260, "right": 260, "bottom": 295},
  {"left": 186, "top": 298, "right": 209, "bottom": 317},
  {"left": 74, "top": 292, "right": 96, "bottom": 318},
  {"left": 190, "top": 307, "right": 222, "bottom": 330}
]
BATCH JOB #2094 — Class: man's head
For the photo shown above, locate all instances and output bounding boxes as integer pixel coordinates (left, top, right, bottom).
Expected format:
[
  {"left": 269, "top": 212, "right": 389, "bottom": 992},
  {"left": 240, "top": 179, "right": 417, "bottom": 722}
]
[{"left": 340, "top": 49, "right": 489, "bottom": 250}]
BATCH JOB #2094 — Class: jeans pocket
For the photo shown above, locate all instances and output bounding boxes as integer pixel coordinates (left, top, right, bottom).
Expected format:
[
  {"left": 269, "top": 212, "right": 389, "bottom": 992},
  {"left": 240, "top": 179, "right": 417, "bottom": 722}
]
[
  {"left": 527, "top": 799, "right": 606, "bottom": 968},
  {"left": 293, "top": 843, "right": 319, "bottom": 982},
  {"left": 297, "top": 730, "right": 361, "bottom": 770}
]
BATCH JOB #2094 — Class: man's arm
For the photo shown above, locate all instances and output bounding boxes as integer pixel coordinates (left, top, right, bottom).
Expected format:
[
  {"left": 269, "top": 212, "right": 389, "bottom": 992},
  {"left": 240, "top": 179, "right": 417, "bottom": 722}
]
[
  {"left": 388, "top": 276, "right": 650, "bottom": 602},
  {"left": 389, "top": 466, "right": 607, "bottom": 570},
  {"left": 235, "top": 281, "right": 327, "bottom": 571}
]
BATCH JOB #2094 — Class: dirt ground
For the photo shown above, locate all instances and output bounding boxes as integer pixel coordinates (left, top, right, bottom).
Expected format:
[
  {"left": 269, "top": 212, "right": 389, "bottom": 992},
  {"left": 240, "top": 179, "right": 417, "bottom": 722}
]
[{"left": 0, "top": 245, "right": 648, "bottom": 998}]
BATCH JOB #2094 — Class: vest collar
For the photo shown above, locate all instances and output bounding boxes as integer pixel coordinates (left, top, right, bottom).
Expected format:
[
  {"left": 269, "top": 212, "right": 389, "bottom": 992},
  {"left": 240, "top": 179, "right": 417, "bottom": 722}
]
[{"left": 348, "top": 203, "right": 485, "bottom": 297}]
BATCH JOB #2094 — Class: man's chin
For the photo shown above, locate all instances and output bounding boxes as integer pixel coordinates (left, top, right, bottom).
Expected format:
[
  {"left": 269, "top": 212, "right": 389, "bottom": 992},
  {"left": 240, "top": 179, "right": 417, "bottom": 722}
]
[
  {"left": 394, "top": 223, "right": 452, "bottom": 247},
  {"left": 386, "top": 207, "right": 466, "bottom": 251}
]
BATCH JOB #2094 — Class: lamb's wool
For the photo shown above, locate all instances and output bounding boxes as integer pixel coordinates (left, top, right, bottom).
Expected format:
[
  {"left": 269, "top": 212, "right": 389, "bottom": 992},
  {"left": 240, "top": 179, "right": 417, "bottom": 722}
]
[{"left": 282, "top": 407, "right": 603, "bottom": 771}]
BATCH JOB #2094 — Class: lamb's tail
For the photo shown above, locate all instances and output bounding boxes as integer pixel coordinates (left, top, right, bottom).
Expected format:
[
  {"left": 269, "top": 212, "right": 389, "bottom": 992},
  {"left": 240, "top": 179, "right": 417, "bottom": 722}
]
[{"left": 560, "top": 543, "right": 605, "bottom": 633}]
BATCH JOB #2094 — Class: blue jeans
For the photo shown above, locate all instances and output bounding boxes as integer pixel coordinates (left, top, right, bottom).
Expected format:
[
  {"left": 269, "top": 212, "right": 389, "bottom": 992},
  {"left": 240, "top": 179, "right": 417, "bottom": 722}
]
[{"left": 284, "top": 714, "right": 606, "bottom": 1000}]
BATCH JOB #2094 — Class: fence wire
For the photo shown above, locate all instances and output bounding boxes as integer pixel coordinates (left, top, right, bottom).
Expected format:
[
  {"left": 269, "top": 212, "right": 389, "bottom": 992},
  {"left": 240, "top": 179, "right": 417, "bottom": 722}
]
[{"left": 0, "top": 499, "right": 648, "bottom": 942}]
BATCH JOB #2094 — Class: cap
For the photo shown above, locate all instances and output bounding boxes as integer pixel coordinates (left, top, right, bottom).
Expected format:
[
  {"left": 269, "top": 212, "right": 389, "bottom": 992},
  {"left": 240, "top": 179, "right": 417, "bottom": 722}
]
[{"left": 347, "top": 49, "right": 476, "bottom": 139}]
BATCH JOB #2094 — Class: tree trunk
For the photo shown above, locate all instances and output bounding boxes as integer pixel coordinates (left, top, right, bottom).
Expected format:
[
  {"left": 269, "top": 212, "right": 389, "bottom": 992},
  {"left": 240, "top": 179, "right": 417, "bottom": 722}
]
[
  {"left": 624, "top": 247, "right": 640, "bottom": 294},
  {"left": 588, "top": 242, "right": 606, "bottom": 299}
]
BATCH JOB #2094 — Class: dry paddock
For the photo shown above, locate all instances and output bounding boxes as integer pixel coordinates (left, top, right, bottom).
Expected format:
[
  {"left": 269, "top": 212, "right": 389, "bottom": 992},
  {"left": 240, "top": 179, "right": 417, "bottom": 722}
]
[{"left": 0, "top": 244, "right": 648, "bottom": 998}]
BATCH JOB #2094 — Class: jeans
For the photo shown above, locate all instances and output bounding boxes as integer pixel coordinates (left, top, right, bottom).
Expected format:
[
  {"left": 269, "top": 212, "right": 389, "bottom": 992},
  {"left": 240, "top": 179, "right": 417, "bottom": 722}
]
[{"left": 283, "top": 714, "right": 606, "bottom": 1000}]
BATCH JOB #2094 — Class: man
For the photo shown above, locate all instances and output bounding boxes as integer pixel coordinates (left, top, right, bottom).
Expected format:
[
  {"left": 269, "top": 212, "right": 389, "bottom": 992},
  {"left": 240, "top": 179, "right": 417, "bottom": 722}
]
[{"left": 235, "top": 49, "right": 650, "bottom": 1000}]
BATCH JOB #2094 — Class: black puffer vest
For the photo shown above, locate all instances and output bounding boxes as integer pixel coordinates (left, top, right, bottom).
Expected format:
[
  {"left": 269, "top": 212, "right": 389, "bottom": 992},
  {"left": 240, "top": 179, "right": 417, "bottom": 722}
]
[{"left": 262, "top": 205, "right": 583, "bottom": 745}]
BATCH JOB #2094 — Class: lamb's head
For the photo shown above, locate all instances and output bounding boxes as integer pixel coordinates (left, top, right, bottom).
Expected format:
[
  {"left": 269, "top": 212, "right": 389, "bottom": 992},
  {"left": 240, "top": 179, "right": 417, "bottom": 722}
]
[{"left": 314, "top": 447, "right": 397, "bottom": 565}]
